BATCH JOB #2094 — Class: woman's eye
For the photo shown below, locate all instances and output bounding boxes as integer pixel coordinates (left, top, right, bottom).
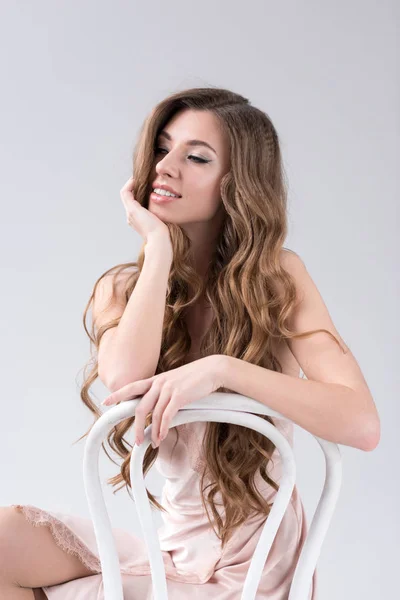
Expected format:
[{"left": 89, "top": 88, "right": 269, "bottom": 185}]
[
  {"left": 189, "top": 155, "right": 209, "bottom": 164},
  {"left": 154, "top": 147, "right": 209, "bottom": 164}
]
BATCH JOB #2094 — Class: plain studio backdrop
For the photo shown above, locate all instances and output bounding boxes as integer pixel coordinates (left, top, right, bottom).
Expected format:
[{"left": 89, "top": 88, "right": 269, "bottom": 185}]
[{"left": 0, "top": 1, "right": 398, "bottom": 598}]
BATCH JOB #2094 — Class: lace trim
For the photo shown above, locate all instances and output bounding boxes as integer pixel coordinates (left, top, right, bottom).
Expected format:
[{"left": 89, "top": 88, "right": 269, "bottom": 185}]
[
  {"left": 12, "top": 504, "right": 101, "bottom": 573},
  {"left": 11, "top": 504, "right": 218, "bottom": 584}
]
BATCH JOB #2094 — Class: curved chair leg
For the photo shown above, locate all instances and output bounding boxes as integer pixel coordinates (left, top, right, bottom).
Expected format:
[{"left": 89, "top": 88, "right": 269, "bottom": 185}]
[
  {"left": 82, "top": 402, "right": 136, "bottom": 600},
  {"left": 289, "top": 438, "right": 342, "bottom": 599}
]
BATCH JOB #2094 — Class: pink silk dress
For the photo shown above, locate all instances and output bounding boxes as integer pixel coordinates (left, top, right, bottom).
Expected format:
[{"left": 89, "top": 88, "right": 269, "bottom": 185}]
[{"left": 12, "top": 368, "right": 317, "bottom": 599}]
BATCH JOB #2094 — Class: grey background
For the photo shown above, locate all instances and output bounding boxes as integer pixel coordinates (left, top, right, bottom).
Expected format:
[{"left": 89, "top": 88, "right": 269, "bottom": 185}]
[{"left": 1, "top": 1, "right": 398, "bottom": 597}]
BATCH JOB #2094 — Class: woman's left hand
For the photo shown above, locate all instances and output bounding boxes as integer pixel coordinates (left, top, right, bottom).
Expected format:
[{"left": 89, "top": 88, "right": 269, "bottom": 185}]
[{"left": 101, "top": 355, "right": 226, "bottom": 447}]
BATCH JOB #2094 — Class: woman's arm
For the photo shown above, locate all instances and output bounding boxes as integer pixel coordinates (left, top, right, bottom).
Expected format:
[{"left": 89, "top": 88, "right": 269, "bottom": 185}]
[
  {"left": 96, "top": 235, "right": 173, "bottom": 391},
  {"left": 220, "top": 252, "right": 380, "bottom": 451}
]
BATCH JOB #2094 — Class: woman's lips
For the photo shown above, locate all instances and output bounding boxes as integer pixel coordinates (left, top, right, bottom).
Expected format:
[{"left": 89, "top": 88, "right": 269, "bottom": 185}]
[{"left": 150, "top": 190, "right": 181, "bottom": 204}]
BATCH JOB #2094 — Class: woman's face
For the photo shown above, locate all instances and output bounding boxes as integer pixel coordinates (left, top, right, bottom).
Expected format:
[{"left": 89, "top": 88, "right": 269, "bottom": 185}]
[{"left": 149, "top": 108, "right": 231, "bottom": 228}]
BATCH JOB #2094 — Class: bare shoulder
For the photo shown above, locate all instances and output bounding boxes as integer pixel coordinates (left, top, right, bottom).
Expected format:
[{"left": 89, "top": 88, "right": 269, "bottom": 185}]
[
  {"left": 279, "top": 248, "right": 306, "bottom": 285},
  {"left": 92, "top": 266, "right": 137, "bottom": 330},
  {"left": 277, "top": 248, "right": 345, "bottom": 350}
]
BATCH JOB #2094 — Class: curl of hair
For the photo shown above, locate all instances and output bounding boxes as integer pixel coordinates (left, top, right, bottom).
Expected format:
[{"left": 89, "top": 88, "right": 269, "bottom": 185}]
[{"left": 73, "top": 86, "right": 347, "bottom": 550}]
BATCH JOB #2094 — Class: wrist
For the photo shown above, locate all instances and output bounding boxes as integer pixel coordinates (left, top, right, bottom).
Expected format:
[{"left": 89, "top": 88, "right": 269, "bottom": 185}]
[
  {"left": 211, "top": 354, "right": 230, "bottom": 389},
  {"left": 145, "top": 235, "right": 173, "bottom": 261}
]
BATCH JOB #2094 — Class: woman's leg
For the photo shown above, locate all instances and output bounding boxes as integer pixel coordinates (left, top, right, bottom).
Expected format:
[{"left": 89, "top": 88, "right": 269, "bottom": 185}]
[{"left": 0, "top": 506, "right": 97, "bottom": 596}]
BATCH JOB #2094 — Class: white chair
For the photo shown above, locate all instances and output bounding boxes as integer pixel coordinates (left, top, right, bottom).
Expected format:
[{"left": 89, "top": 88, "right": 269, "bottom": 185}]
[{"left": 83, "top": 392, "right": 342, "bottom": 599}]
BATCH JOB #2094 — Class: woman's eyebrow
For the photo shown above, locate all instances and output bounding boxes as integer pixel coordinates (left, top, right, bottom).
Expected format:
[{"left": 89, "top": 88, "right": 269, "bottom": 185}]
[{"left": 158, "top": 130, "right": 217, "bottom": 155}]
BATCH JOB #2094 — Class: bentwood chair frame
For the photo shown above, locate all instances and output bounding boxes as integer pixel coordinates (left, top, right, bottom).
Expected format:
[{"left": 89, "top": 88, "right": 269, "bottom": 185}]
[{"left": 83, "top": 392, "right": 342, "bottom": 600}]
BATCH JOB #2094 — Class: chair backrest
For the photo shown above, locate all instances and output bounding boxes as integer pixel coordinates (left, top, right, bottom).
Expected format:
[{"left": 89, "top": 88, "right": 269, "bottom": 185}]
[{"left": 83, "top": 392, "right": 342, "bottom": 600}]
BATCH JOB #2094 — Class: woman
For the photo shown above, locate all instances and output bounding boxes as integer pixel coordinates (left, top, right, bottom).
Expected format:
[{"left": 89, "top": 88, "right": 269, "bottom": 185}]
[{"left": 3, "top": 87, "right": 380, "bottom": 599}]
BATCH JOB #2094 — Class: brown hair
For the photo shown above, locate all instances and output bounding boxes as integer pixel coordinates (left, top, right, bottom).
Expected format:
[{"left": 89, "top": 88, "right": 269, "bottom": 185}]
[{"left": 74, "top": 86, "right": 347, "bottom": 549}]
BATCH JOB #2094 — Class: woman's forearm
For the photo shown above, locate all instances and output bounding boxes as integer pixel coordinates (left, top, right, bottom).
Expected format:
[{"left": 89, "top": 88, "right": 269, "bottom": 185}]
[
  {"left": 221, "top": 356, "right": 379, "bottom": 451},
  {"left": 106, "top": 236, "right": 172, "bottom": 390}
]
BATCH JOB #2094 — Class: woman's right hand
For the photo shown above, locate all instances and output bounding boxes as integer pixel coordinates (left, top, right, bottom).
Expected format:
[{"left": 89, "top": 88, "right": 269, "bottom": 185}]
[{"left": 120, "top": 176, "right": 173, "bottom": 248}]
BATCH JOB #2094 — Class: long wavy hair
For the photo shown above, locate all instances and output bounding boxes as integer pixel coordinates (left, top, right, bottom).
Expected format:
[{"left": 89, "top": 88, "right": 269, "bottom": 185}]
[{"left": 74, "top": 86, "right": 347, "bottom": 549}]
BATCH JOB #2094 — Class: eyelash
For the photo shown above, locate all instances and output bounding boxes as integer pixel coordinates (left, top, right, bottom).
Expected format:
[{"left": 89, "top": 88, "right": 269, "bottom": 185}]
[{"left": 154, "top": 147, "right": 210, "bottom": 164}]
